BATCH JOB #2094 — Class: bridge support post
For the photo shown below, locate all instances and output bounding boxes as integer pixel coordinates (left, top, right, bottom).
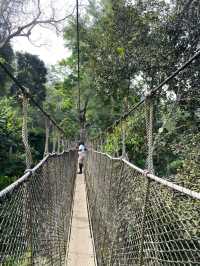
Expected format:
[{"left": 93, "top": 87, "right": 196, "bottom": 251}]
[
  {"left": 21, "top": 92, "right": 34, "bottom": 265},
  {"left": 138, "top": 96, "right": 154, "bottom": 266},
  {"left": 21, "top": 92, "right": 33, "bottom": 169}
]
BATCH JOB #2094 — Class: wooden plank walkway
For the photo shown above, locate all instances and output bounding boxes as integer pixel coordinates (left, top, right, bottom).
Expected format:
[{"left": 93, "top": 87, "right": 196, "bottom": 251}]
[{"left": 66, "top": 173, "right": 96, "bottom": 266}]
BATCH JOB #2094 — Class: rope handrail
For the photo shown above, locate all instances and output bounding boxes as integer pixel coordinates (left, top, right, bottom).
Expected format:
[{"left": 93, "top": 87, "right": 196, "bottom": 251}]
[
  {"left": 0, "top": 154, "right": 49, "bottom": 198},
  {"left": 92, "top": 150, "right": 200, "bottom": 200},
  {"left": 0, "top": 171, "right": 30, "bottom": 199},
  {"left": 0, "top": 149, "right": 77, "bottom": 198}
]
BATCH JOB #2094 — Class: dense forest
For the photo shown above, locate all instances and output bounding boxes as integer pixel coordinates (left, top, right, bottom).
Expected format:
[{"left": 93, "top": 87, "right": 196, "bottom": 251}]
[{"left": 0, "top": 0, "right": 199, "bottom": 191}]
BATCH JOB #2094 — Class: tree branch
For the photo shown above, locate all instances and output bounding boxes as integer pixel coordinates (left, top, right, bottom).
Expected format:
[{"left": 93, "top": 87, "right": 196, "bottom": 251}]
[{"left": 0, "top": 0, "right": 76, "bottom": 49}]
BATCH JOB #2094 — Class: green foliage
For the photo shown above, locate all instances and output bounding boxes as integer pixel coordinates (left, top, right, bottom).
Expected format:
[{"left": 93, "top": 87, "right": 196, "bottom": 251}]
[
  {"left": 116, "top": 47, "right": 125, "bottom": 58},
  {"left": 0, "top": 0, "right": 200, "bottom": 198},
  {"left": 4, "top": 251, "right": 31, "bottom": 266},
  {"left": 0, "top": 56, "right": 5, "bottom": 63},
  {"left": 103, "top": 111, "right": 146, "bottom": 167},
  {"left": 0, "top": 43, "right": 14, "bottom": 95},
  {"left": 60, "top": 0, "right": 200, "bottom": 183},
  {"left": 0, "top": 4, "right": 199, "bottom": 266},
  {"left": 0, "top": 53, "right": 48, "bottom": 190},
  {"left": 175, "top": 133, "right": 200, "bottom": 192},
  {"left": 104, "top": 126, "right": 121, "bottom": 155},
  {"left": 0, "top": 176, "right": 17, "bottom": 190},
  {"left": 0, "top": 97, "right": 25, "bottom": 190},
  {"left": 11, "top": 52, "right": 47, "bottom": 103},
  {"left": 45, "top": 80, "right": 78, "bottom": 139}
]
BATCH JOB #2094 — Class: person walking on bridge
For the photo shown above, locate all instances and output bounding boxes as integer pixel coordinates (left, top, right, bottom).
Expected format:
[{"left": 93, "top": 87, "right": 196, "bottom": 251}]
[{"left": 78, "top": 141, "right": 87, "bottom": 174}]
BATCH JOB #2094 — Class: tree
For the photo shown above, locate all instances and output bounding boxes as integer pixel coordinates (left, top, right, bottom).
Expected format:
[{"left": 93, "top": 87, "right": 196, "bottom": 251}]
[
  {"left": 0, "top": 43, "right": 14, "bottom": 95},
  {"left": 0, "top": 0, "right": 75, "bottom": 49},
  {"left": 0, "top": 97, "right": 25, "bottom": 190},
  {"left": 11, "top": 52, "right": 47, "bottom": 103},
  {"left": 63, "top": 13, "right": 99, "bottom": 136},
  {"left": 61, "top": 0, "right": 200, "bottom": 177}
]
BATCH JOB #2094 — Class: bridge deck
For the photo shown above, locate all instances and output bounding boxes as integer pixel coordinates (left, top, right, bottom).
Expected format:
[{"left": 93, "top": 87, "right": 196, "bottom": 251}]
[{"left": 66, "top": 173, "right": 96, "bottom": 266}]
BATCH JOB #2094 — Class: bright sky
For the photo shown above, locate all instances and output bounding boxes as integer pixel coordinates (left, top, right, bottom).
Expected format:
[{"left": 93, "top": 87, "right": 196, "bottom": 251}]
[
  {"left": 12, "top": 30, "right": 69, "bottom": 66},
  {"left": 11, "top": 0, "right": 170, "bottom": 66},
  {"left": 12, "top": 0, "right": 87, "bottom": 66}
]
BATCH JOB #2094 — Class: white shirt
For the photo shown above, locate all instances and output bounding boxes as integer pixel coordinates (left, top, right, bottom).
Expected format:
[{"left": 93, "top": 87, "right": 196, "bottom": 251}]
[{"left": 79, "top": 144, "right": 85, "bottom": 152}]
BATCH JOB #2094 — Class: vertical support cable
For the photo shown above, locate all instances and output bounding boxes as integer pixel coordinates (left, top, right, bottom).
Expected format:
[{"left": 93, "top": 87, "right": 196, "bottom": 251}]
[
  {"left": 121, "top": 97, "right": 128, "bottom": 159},
  {"left": 61, "top": 137, "right": 65, "bottom": 152},
  {"left": 146, "top": 97, "right": 154, "bottom": 173},
  {"left": 22, "top": 93, "right": 32, "bottom": 169},
  {"left": 57, "top": 133, "right": 61, "bottom": 154},
  {"left": 122, "top": 122, "right": 126, "bottom": 158},
  {"left": 100, "top": 132, "right": 103, "bottom": 152},
  {"left": 65, "top": 139, "right": 69, "bottom": 151},
  {"left": 76, "top": 0, "right": 81, "bottom": 122},
  {"left": 121, "top": 120, "right": 127, "bottom": 159},
  {"left": 52, "top": 126, "right": 56, "bottom": 153},
  {"left": 146, "top": 96, "right": 159, "bottom": 265},
  {"left": 138, "top": 177, "right": 151, "bottom": 266},
  {"left": 44, "top": 117, "right": 50, "bottom": 157},
  {"left": 27, "top": 175, "right": 34, "bottom": 266},
  {"left": 138, "top": 96, "right": 154, "bottom": 266},
  {"left": 22, "top": 92, "right": 34, "bottom": 265}
]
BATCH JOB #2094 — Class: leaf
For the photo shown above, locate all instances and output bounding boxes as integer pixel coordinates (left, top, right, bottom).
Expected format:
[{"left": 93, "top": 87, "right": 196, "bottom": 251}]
[
  {"left": 165, "top": 118, "right": 176, "bottom": 132},
  {"left": 116, "top": 47, "right": 125, "bottom": 58},
  {"left": 0, "top": 56, "right": 6, "bottom": 64}
]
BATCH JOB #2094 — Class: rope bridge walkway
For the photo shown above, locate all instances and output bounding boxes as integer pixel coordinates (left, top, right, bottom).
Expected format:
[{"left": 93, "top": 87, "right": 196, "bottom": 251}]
[
  {"left": 0, "top": 148, "right": 199, "bottom": 265},
  {"left": 66, "top": 173, "right": 96, "bottom": 266}
]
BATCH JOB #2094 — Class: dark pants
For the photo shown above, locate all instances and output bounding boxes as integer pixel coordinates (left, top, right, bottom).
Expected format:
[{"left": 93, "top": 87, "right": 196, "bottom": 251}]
[{"left": 79, "top": 163, "right": 83, "bottom": 174}]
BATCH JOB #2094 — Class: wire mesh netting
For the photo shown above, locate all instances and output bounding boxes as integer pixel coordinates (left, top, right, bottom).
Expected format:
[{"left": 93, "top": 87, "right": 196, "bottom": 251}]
[
  {"left": 0, "top": 150, "right": 77, "bottom": 266},
  {"left": 85, "top": 150, "right": 200, "bottom": 265}
]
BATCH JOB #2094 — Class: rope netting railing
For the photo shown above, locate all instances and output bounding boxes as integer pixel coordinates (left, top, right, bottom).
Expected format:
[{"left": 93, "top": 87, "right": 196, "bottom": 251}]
[
  {"left": 85, "top": 150, "right": 200, "bottom": 265},
  {"left": 85, "top": 49, "right": 200, "bottom": 265},
  {"left": 0, "top": 150, "right": 77, "bottom": 265}
]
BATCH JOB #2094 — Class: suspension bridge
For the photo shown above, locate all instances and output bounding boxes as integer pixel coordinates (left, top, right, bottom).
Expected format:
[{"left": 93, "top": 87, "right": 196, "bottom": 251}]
[
  {"left": 0, "top": 138, "right": 200, "bottom": 265},
  {"left": 0, "top": 0, "right": 200, "bottom": 264},
  {"left": 0, "top": 46, "right": 200, "bottom": 265}
]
